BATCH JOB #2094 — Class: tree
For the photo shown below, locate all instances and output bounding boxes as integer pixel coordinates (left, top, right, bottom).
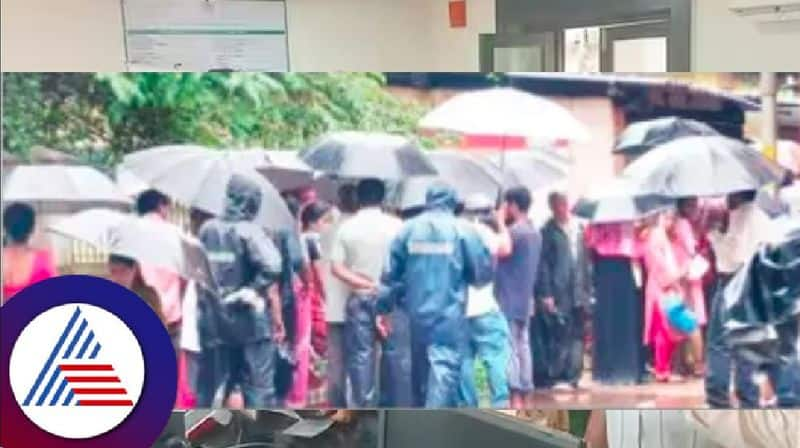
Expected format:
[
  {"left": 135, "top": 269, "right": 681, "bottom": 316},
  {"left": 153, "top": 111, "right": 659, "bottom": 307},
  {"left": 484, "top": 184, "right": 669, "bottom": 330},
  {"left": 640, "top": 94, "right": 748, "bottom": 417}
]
[{"left": 2, "top": 73, "right": 427, "bottom": 165}]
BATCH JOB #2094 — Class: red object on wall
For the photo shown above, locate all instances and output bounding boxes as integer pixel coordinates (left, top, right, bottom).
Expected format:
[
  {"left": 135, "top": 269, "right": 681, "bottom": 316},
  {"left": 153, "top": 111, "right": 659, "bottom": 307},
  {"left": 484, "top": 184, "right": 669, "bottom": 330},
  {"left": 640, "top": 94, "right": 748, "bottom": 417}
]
[{"left": 449, "top": 1, "right": 467, "bottom": 28}]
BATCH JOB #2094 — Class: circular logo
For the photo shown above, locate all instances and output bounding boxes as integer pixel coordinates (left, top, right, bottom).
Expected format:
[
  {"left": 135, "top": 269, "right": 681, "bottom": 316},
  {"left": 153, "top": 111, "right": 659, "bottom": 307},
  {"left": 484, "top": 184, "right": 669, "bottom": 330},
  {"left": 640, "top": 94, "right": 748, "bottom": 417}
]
[
  {"left": 9, "top": 304, "right": 146, "bottom": 439},
  {"left": 1, "top": 275, "right": 177, "bottom": 448}
]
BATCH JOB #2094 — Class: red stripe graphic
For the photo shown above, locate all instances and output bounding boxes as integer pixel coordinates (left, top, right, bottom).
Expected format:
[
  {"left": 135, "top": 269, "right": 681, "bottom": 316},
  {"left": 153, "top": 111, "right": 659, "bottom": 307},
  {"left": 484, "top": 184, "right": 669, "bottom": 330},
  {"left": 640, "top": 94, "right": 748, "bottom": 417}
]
[
  {"left": 65, "top": 376, "right": 121, "bottom": 383},
  {"left": 78, "top": 400, "right": 134, "bottom": 406},
  {"left": 59, "top": 364, "right": 114, "bottom": 371},
  {"left": 72, "top": 388, "right": 128, "bottom": 395}
]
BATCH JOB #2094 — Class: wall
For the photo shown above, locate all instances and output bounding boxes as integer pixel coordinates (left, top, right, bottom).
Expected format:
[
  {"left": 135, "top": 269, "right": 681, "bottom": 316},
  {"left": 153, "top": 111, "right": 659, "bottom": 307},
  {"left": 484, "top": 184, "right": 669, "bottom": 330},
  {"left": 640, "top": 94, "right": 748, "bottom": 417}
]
[
  {"left": 427, "top": 0, "right": 496, "bottom": 71},
  {"left": 1, "top": 0, "right": 491, "bottom": 72},
  {"left": 1, "top": 0, "right": 126, "bottom": 71},
  {"left": 286, "top": 0, "right": 434, "bottom": 71},
  {"left": 692, "top": 0, "right": 800, "bottom": 71}
]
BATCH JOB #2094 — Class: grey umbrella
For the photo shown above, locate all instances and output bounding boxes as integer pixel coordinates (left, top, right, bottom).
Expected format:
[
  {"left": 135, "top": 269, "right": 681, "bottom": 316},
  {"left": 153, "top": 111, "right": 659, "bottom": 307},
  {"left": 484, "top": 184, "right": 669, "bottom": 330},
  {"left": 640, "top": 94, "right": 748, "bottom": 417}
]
[
  {"left": 622, "top": 135, "right": 788, "bottom": 198},
  {"left": 573, "top": 178, "right": 674, "bottom": 223},
  {"left": 484, "top": 149, "right": 570, "bottom": 194},
  {"left": 301, "top": 131, "right": 437, "bottom": 180},
  {"left": 259, "top": 149, "right": 317, "bottom": 192},
  {"left": 614, "top": 117, "right": 720, "bottom": 157},
  {"left": 2, "top": 164, "right": 132, "bottom": 213},
  {"left": 121, "top": 145, "right": 294, "bottom": 230},
  {"left": 48, "top": 208, "right": 215, "bottom": 289},
  {"left": 388, "top": 150, "right": 506, "bottom": 211}
]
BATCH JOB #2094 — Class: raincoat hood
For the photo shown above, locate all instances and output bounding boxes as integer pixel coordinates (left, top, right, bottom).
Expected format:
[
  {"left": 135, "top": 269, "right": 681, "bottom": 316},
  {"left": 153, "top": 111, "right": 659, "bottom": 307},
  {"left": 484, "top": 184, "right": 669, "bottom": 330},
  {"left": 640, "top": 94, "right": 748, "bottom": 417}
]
[
  {"left": 223, "top": 174, "right": 262, "bottom": 221},
  {"left": 425, "top": 182, "right": 459, "bottom": 211}
]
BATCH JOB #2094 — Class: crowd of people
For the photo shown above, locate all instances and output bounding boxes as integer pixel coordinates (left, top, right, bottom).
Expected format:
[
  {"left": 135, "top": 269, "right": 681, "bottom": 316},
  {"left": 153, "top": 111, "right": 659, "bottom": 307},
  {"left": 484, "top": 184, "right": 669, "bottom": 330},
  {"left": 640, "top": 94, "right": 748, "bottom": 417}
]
[{"left": 2, "top": 170, "right": 798, "bottom": 410}]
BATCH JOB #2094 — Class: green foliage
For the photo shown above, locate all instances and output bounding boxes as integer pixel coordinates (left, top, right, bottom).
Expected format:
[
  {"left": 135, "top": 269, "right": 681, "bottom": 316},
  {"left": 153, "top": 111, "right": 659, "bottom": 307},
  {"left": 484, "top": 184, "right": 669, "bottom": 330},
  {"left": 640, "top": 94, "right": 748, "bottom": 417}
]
[{"left": 2, "top": 73, "right": 427, "bottom": 165}]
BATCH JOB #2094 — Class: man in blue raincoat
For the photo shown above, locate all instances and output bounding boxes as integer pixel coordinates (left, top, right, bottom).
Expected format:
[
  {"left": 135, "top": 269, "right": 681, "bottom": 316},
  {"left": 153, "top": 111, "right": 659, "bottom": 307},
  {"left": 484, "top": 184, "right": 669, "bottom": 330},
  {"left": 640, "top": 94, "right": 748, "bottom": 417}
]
[
  {"left": 377, "top": 182, "right": 494, "bottom": 407},
  {"left": 196, "top": 173, "right": 286, "bottom": 408}
]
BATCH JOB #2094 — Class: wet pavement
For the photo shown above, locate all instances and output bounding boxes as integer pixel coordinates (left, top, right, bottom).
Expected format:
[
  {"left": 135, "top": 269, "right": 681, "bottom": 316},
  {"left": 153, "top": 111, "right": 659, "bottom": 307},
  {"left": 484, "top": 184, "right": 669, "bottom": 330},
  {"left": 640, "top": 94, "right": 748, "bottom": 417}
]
[{"left": 527, "top": 373, "right": 706, "bottom": 409}]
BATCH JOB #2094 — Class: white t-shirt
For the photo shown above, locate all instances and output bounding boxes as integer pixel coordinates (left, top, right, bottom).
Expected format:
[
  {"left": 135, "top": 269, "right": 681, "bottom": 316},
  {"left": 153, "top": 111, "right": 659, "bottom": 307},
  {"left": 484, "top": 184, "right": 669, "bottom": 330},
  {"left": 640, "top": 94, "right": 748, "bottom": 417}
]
[
  {"left": 330, "top": 207, "right": 403, "bottom": 293},
  {"left": 180, "top": 280, "right": 200, "bottom": 353},
  {"left": 465, "top": 220, "right": 501, "bottom": 318}
]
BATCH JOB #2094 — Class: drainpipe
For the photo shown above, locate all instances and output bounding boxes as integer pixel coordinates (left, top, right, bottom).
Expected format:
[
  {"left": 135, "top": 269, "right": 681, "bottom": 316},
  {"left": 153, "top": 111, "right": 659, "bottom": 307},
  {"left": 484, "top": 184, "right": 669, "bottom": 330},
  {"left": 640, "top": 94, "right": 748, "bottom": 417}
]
[{"left": 760, "top": 72, "right": 778, "bottom": 161}]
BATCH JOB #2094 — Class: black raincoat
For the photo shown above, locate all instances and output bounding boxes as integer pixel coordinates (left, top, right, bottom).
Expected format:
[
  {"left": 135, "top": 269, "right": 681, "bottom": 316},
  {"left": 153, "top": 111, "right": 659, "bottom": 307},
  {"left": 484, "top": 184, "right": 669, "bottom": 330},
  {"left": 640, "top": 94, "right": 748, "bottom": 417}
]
[
  {"left": 195, "top": 174, "right": 283, "bottom": 407},
  {"left": 722, "top": 226, "right": 800, "bottom": 365}
]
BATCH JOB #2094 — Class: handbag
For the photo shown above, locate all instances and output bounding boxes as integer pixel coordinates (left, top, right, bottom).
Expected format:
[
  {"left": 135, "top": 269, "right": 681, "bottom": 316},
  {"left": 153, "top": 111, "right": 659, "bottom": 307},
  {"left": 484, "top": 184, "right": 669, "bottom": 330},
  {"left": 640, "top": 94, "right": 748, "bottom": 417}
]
[{"left": 661, "top": 293, "right": 699, "bottom": 334}]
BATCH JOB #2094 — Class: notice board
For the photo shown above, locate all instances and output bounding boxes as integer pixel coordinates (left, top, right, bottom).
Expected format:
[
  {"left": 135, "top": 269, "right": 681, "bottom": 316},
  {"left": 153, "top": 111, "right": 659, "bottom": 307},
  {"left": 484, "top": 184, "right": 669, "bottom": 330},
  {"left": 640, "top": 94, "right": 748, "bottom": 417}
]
[{"left": 122, "top": 0, "right": 289, "bottom": 71}]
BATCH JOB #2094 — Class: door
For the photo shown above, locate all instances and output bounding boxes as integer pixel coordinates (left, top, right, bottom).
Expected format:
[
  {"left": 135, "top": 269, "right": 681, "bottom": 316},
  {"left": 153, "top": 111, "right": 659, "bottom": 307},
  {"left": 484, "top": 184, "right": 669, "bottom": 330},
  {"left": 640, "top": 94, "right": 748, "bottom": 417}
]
[
  {"left": 480, "top": 32, "right": 559, "bottom": 72},
  {"left": 600, "top": 22, "right": 669, "bottom": 72}
]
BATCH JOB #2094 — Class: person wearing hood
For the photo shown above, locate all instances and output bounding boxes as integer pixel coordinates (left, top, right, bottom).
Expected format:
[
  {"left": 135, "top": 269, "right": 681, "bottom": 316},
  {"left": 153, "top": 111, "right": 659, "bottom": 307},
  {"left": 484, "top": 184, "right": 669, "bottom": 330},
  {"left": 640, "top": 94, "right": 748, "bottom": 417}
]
[
  {"left": 196, "top": 173, "right": 286, "bottom": 408},
  {"left": 378, "top": 182, "right": 494, "bottom": 407}
]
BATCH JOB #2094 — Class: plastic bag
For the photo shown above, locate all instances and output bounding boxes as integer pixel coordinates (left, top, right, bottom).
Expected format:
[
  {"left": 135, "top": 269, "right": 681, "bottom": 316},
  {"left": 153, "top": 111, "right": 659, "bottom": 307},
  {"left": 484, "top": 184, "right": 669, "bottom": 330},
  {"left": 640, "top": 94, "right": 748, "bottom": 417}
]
[{"left": 661, "top": 293, "right": 698, "bottom": 334}]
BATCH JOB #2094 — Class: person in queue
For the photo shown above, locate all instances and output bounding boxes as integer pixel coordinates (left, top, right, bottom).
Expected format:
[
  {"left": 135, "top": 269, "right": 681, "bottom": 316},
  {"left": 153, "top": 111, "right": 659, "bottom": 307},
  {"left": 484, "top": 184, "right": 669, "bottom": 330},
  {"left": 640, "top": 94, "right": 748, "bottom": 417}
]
[
  {"left": 331, "top": 178, "right": 405, "bottom": 407},
  {"left": 2, "top": 202, "right": 58, "bottom": 303},
  {"left": 196, "top": 173, "right": 286, "bottom": 408},
  {"left": 495, "top": 186, "right": 542, "bottom": 408},
  {"left": 377, "top": 181, "right": 493, "bottom": 407}
]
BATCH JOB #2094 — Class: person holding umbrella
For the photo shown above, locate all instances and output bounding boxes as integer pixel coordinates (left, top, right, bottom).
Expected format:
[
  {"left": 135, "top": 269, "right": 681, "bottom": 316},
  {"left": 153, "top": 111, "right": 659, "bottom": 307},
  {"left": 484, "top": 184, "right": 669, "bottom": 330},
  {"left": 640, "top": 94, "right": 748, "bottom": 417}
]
[
  {"left": 135, "top": 189, "right": 186, "bottom": 354},
  {"left": 377, "top": 182, "right": 493, "bottom": 408},
  {"left": 196, "top": 173, "right": 286, "bottom": 408},
  {"left": 456, "top": 193, "right": 512, "bottom": 408}
]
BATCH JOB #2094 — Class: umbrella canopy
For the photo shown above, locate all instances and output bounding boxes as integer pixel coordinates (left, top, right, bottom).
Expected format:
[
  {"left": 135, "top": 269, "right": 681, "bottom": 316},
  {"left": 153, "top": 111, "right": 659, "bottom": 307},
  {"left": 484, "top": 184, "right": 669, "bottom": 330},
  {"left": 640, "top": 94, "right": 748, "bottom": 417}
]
[
  {"left": 121, "top": 145, "right": 293, "bottom": 230},
  {"left": 419, "top": 87, "right": 590, "bottom": 145},
  {"left": 2, "top": 164, "right": 132, "bottom": 213},
  {"left": 301, "top": 131, "right": 437, "bottom": 180},
  {"left": 622, "top": 136, "right": 788, "bottom": 198},
  {"left": 428, "top": 150, "right": 504, "bottom": 199},
  {"left": 48, "top": 209, "right": 215, "bottom": 289},
  {"left": 259, "top": 149, "right": 317, "bottom": 192},
  {"left": 482, "top": 149, "right": 570, "bottom": 194},
  {"left": 614, "top": 117, "right": 720, "bottom": 156},
  {"left": 573, "top": 178, "right": 674, "bottom": 223},
  {"left": 387, "top": 175, "right": 439, "bottom": 212}
]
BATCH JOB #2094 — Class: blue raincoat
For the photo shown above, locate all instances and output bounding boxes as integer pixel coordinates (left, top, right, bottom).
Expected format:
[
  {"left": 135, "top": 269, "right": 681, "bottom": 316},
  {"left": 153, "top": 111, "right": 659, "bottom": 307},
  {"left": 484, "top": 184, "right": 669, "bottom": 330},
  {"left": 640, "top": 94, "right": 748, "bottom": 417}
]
[{"left": 378, "top": 183, "right": 494, "bottom": 407}]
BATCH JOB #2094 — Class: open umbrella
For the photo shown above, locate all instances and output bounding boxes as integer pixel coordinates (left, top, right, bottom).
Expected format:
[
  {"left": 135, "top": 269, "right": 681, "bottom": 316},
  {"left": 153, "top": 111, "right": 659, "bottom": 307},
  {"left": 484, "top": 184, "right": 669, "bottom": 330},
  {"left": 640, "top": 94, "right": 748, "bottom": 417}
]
[
  {"left": 2, "top": 164, "right": 132, "bottom": 213},
  {"left": 484, "top": 149, "right": 570, "bottom": 193},
  {"left": 573, "top": 178, "right": 674, "bottom": 223},
  {"left": 622, "top": 136, "right": 788, "bottom": 198},
  {"left": 301, "top": 131, "right": 437, "bottom": 180},
  {"left": 419, "top": 87, "right": 590, "bottom": 151},
  {"left": 121, "top": 145, "right": 293, "bottom": 230},
  {"left": 428, "top": 150, "right": 504, "bottom": 198},
  {"left": 614, "top": 117, "right": 720, "bottom": 157},
  {"left": 48, "top": 209, "right": 215, "bottom": 289},
  {"left": 259, "top": 149, "right": 317, "bottom": 192}
]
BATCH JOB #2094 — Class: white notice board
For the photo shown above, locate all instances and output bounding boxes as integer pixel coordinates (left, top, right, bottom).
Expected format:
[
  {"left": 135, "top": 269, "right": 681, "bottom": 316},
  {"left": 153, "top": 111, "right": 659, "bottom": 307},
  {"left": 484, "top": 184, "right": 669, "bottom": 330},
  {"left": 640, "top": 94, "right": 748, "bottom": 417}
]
[{"left": 122, "top": 0, "right": 289, "bottom": 71}]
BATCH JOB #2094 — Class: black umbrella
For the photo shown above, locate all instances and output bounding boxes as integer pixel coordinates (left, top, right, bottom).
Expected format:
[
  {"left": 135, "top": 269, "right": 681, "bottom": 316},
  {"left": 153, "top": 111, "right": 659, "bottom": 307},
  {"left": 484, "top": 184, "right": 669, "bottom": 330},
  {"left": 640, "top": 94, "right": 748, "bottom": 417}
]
[
  {"left": 572, "top": 178, "right": 674, "bottom": 223},
  {"left": 614, "top": 117, "right": 719, "bottom": 156},
  {"left": 622, "top": 135, "right": 788, "bottom": 198},
  {"left": 301, "top": 131, "right": 437, "bottom": 180}
]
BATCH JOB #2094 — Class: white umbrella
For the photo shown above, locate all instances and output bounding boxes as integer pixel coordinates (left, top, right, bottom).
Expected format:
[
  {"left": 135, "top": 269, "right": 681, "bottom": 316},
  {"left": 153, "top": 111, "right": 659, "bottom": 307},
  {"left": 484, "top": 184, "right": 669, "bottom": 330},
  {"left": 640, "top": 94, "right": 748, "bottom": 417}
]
[
  {"left": 2, "top": 164, "right": 131, "bottom": 213},
  {"left": 121, "top": 145, "right": 294, "bottom": 230},
  {"left": 419, "top": 87, "right": 591, "bottom": 147},
  {"left": 257, "top": 149, "right": 317, "bottom": 192},
  {"left": 48, "top": 209, "right": 215, "bottom": 289}
]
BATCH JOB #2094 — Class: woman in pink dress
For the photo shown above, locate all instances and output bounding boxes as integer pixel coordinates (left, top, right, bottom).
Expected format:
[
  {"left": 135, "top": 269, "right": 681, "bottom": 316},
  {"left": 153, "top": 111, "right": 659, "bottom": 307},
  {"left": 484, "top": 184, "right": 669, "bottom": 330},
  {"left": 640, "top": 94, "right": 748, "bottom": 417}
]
[
  {"left": 638, "top": 214, "right": 685, "bottom": 382},
  {"left": 2, "top": 203, "right": 58, "bottom": 303},
  {"left": 285, "top": 200, "right": 332, "bottom": 408},
  {"left": 667, "top": 203, "right": 707, "bottom": 377}
]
